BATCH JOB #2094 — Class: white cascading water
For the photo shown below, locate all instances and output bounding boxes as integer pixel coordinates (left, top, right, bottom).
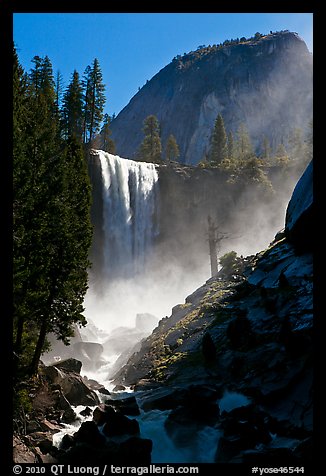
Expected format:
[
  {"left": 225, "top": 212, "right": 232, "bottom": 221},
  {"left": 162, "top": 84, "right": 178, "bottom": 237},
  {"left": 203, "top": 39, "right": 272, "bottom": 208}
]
[{"left": 99, "top": 151, "right": 159, "bottom": 279}]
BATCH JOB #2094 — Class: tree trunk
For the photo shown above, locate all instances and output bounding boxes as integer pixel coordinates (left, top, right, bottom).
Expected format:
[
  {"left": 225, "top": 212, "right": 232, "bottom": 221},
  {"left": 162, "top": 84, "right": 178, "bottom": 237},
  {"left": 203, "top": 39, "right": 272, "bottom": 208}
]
[
  {"left": 208, "top": 216, "right": 218, "bottom": 277},
  {"left": 29, "top": 319, "right": 47, "bottom": 375}
]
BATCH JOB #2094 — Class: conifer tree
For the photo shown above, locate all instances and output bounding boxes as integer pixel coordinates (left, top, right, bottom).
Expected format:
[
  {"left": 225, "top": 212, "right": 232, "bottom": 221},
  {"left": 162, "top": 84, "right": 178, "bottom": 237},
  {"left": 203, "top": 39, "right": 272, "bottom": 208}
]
[
  {"left": 138, "top": 115, "right": 162, "bottom": 163},
  {"left": 234, "top": 123, "right": 254, "bottom": 161},
  {"left": 62, "top": 70, "right": 84, "bottom": 141},
  {"left": 101, "top": 113, "right": 116, "bottom": 153},
  {"left": 82, "top": 59, "right": 106, "bottom": 143},
  {"left": 227, "top": 130, "right": 234, "bottom": 160},
  {"left": 13, "top": 52, "right": 92, "bottom": 375},
  {"left": 165, "top": 134, "right": 180, "bottom": 162},
  {"left": 210, "top": 113, "right": 228, "bottom": 165}
]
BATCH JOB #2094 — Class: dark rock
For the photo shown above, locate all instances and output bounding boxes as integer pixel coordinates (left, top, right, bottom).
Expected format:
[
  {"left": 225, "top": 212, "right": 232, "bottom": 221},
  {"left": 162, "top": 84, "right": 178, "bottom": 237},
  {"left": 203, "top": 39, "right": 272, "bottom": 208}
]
[
  {"left": 79, "top": 406, "right": 93, "bottom": 417},
  {"left": 102, "top": 412, "right": 140, "bottom": 438},
  {"left": 74, "top": 421, "right": 106, "bottom": 447},
  {"left": 112, "top": 384, "right": 126, "bottom": 392},
  {"left": 117, "top": 437, "right": 152, "bottom": 464},
  {"left": 216, "top": 405, "right": 272, "bottom": 461},
  {"left": 53, "top": 358, "right": 82, "bottom": 374},
  {"left": 285, "top": 160, "right": 313, "bottom": 253},
  {"left": 140, "top": 387, "right": 188, "bottom": 412},
  {"left": 105, "top": 395, "right": 140, "bottom": 416},
  {"left": 226, "top": 314, "right": 255, "bottom": 349},
  {"left": 93, "top": 404, "right": 115, "bottom": 426},
  {"left": 57, "top": 441, "right": 119, "bottom": 464},
  {"left": 60, "top": 434, "right": 75, "bottom": 451},
  {"left": 202, "top": 332, "right": 216, "bottom": 364},
  {"left": 44, "top": 365, "right": 100, "bottom": 407}
]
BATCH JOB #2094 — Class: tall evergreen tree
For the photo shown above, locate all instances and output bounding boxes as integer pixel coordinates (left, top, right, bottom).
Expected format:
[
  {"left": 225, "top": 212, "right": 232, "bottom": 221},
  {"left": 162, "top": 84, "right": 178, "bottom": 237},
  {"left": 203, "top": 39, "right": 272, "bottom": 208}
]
[
  {"left": 13, "top": 52, "right": 93, "bottom": 375},
  {"left": 165, "top": 134, "right": 180, "bottom": 162},
  {"left": 55, "top": 70, "right": 64, "bottom": 111},
  {"left": 234, "top": 123, "right": 254, "bottom": 161},
  {"left": 227, "top": 130, "right": 234, "bottom": 160},
  {"left": 101, "top": 113, "right": 116, "bottom": 153},
  {"left": 82, "top": 59, "right": 106, "bottom": 143},
  {"left": 61, "top": 70, "right": 84, "bottom": 141},
  {"left": 210, "top": 113, "right": 228, "bottom": 165},
  {"left": 138, "top": 115, "right": 162, "bottom": 163}
]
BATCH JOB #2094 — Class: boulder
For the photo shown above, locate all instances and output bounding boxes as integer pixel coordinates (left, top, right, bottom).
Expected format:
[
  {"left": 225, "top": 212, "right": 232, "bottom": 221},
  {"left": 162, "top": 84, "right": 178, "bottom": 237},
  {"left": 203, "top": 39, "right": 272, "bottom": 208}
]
[
  {"left": 13, "top": 435, "right": 37, "bottom": 463},
  {"left": 74, "top": 421, "right": 106, "bottom": 447},
  {"left": 43, "top": 365, "right": 100, "bottom": 407},
  {"left": 285, "top": 160, "right": 313, "bottom": 252},
  {"left": 104, "top": 395, "right": 140, "bottom": 416},
  {"left": 117, "top": 437, "right": 152, "bottom": 464},
  {"left": 53, "top": 358, "right": 82, "bottom": 374},
  {"left": 102, "top": 412, "right": 140, "bottom": 438}
]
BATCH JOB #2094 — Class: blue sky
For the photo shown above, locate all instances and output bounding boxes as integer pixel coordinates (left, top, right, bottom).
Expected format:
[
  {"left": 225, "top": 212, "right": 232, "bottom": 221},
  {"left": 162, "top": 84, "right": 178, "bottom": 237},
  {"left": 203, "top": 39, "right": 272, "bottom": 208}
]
[{"left": 13, "top": 13, "right": 313, "bottom": 118}]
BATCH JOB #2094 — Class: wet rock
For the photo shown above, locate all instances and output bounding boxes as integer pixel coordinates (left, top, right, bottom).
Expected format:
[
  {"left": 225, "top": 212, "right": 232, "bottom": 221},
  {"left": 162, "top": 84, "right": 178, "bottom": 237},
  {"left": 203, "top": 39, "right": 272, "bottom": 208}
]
[
  {"left": 285, "top": 160, "right": 313, "bottom": 253},
  {"left": 60, "top": 434, "right": 75, "bottom": 451},
  {"left": 117, "top": 437, "right": 152, "bottom": 464},
  {"left": 105, "top": 395, "right": 140, "bottom": 416},
  {"left": 74, "top": 420, "right": 106, "bottom": 447},
  {"left": 215, "top": 405, "right": 272, "bottom": 462},
  {"left": 44, "top": 365, "right": 100, "bottom": 407},
  {"left": 79, "top": 406, "right": 93, "bottom": 417},
  {"left": 226, "top": 313, "right": 255, "bottom": 349},
  {"left": 53, "top": 358, "right": 82, "bottom": 374},
  {"left": 102, "top": 411, "right": 140, "bottom": 438}
]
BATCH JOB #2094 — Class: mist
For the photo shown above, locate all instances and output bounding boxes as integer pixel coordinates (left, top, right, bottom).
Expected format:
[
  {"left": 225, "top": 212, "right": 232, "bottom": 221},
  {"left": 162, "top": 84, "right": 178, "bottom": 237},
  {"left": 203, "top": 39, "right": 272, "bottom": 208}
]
[{"left": 83, "top": 150, "right": 305, "bottom": 338}]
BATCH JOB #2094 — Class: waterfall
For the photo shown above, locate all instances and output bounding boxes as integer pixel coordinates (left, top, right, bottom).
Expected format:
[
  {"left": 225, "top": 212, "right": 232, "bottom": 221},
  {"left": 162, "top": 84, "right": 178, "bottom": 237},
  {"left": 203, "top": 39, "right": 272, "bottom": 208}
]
[{"left": 98, "top": 151, "right": 159, "bottom": 279}]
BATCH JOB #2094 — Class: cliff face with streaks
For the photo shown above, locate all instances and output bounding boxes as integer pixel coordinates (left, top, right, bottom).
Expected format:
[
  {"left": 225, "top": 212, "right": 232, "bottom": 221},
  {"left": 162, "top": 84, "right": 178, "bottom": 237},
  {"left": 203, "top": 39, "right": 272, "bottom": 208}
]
[{"left": 109, "top": 31, "right": 312, "bottom": 165}]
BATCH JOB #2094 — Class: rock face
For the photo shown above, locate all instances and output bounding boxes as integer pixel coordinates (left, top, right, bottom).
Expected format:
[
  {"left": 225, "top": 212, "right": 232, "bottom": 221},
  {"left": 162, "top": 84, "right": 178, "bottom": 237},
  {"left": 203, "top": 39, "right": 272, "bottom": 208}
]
[
  {"left": 109, "top": 31, "right": 312, "bottom": 164},
  {"left": 285, "top": 160, "right": 313, "bottom": 253},
  {"left": 112, "top": 161, "right": 313, "bottom": 462}
]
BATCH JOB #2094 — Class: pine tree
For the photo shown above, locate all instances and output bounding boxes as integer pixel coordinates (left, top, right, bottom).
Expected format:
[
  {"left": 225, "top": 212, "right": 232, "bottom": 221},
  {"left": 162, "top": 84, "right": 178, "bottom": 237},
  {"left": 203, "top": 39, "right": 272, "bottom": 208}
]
[
  {"left": 13, "top": 52, "right": 93, "bottom": 375},
  {"left": 55, "top": 70, "right": 64, "bottom": 111},
  {"left": 227, "top": 130, "right": 234, "bottom": 159},
  {"left": 234, "top": 123, "right": 254, "bottom": 161},
  {"left": 61, "top": 70, "right": 84, "bottom": 141},
  {"left": 210, "top": 113, "right": 228, "bottom": 165},
  {"left": 165, "top": 134, "right": 180, "bottom": 162},
  {"left": 261, "top": 135, "right": 272, "bottom": 161},
  {"left": 138, "top": 115, "right": 162, "bottom": 163},
  {"left": 82, "top": 59, "right": 106, "bottom": 143},
  {"left": 101, "top": 113, "right": 116, "bottom": 153}
]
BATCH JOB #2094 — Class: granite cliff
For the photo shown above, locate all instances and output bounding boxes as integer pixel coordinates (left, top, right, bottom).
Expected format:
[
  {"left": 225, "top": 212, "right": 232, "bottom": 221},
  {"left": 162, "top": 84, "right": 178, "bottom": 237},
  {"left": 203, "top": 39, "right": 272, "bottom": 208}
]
[{"left": 109, "top": 31, "right": 312, "bottom": 165}]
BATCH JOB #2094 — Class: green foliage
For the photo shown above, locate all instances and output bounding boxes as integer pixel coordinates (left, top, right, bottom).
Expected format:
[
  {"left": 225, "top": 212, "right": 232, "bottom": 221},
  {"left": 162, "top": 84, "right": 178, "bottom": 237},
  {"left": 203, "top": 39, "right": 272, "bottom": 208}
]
[
  {"left": 209, "top": 113, "right": 228, "bottom": 165},
  {"left": 219, "top": 251, "right": 237, "bottom": 270},
  {"left": 165, "top": 134, "right": 180, "bottom": 162},
  {"left": 101, "top": 113, "right": 116, "bottom": 153},
  {"left": 82, "top": 58, "right": 106, "bottom": 143},
  {"left": 137, "top": 115, "right": 162, "bottom": 163},
  {"left": 61, "top": 70, "right": 84, "bottom": 141},
  {"left": 13, "top": 48, "right": 93, "bottom": 376}
]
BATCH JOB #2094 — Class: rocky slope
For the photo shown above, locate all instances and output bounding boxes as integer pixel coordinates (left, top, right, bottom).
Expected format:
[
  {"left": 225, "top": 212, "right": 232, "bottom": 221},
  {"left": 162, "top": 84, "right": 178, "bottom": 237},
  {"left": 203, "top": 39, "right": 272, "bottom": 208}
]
[
  {"left": 109, "top": 31, "right": 312, "bottom": 164},
  {"left": 111, "top": 160, "right": 313, "bottom": 462}
]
